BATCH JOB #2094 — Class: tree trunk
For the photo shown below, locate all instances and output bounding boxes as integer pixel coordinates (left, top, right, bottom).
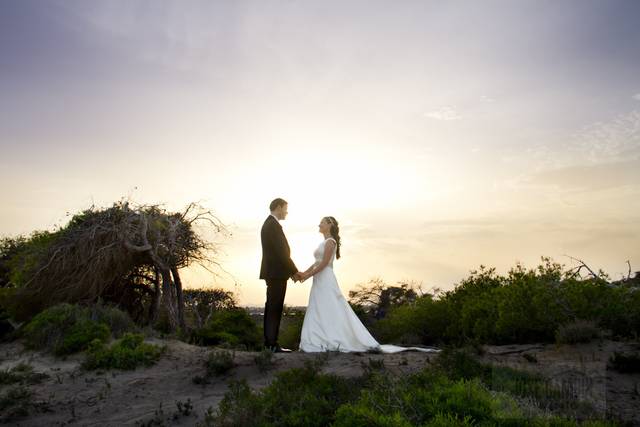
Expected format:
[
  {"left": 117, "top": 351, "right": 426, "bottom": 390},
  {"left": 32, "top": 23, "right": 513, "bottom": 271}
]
[
  {"left": 149, "top": 268, "right": 161, "bottom": 325},
  {"left": 171, "top": 267, "right": 186, "bottom": 331},
  {"left": 160, "top": 268, "right": 178, "bottom": 331}
]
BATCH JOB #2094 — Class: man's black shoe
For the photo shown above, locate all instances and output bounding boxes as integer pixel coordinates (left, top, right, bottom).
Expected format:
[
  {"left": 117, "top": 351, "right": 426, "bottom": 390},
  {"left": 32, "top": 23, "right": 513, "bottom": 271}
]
[{"left": 264, "top": 344, "right": 293, "bottom": 353}]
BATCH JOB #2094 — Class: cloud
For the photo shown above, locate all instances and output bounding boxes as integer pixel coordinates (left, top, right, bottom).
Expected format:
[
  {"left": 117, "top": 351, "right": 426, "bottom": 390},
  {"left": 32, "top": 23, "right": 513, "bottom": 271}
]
[
  {"left": 513, "top": 109, "right": 640, "bottom": 172},
  {"left": 569, "top": 109, "right": 640, "bottom": 164},
  {"left": 527, "top": 158, "right": 640, "bottom": 192},
  {"left": 423, "top": 106, "right": 462, "bottom": 121},
  {"left": 633, "top": 93, "right": 640, "bottom": 101}
]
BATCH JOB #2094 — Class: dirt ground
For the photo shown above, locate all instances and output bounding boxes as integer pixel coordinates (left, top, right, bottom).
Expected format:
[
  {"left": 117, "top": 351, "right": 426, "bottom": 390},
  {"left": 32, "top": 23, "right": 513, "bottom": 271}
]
[{"left": 1, "top": 338, "right": 638, "bottom": 426}]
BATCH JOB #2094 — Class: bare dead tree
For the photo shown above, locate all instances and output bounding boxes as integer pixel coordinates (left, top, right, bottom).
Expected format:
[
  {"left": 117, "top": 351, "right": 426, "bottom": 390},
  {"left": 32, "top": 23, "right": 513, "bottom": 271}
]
[
  {"left": 10, "top": 200, "right": 229, "bottom": 331},
  {"left": 563, "top": 254, "right": 600, "bottom": 280}
]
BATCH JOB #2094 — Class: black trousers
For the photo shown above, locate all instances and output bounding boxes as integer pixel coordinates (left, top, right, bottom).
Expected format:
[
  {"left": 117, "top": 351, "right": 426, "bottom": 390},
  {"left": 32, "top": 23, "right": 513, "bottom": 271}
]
[{"left": 263, "top": 278, "right": 287, "bottom": 347}]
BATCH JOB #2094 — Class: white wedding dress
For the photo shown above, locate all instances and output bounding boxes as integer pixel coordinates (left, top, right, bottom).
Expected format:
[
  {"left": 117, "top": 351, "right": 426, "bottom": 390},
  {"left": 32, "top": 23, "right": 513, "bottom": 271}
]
[{"left": 299, "top": 237, "right": 440, "bottom": 353}]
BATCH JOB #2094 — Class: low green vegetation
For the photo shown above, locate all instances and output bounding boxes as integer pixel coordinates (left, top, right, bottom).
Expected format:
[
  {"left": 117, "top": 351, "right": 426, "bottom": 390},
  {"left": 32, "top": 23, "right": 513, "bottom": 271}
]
[
  {"left": 0, "top": 363, "right": 49, "bottom": 386},
  {"left": 0, "top": 385, "right": 49, "bottom": 423},
  {"left": 20, "top": 302, "right": 137, "bottom": 356},
  {"left": 204, "top": 348, "right": 618, "bottom": 427},
  {"left": 82, "top": 332, "right": 166, "bottom": 370},
  {"left": 193, "top": 350, "right": 236, "bottom": 384},
  {"left": 21, "top": 303, "right": 108, "bottom": 355},
  {"left": 190, "top": 308, "right": 262, "bottom": 350},
  {"left": 555, "top": 319, "right": 603, "bottom": 344},
  {"left": 253, "top": 348, "right": 275, "bottom": 373},
  {"left": 214, "top": 357, "right": 358, "bottom": 427}
]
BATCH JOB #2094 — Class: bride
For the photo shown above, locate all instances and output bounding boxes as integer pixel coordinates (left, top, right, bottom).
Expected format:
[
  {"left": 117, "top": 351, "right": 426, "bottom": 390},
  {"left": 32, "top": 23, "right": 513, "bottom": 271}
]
[{"left": 297, "top": 216, "right": 440, "bottom": 353}]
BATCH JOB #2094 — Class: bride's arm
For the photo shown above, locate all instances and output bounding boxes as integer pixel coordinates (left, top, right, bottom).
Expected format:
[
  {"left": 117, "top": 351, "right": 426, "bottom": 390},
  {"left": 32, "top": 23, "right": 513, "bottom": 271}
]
[
  {"left": 302, "top": 264, "right": 315, "bottom": 275},
  {"left": 302, "top": 240, "right": 336, "bottom": 279}
]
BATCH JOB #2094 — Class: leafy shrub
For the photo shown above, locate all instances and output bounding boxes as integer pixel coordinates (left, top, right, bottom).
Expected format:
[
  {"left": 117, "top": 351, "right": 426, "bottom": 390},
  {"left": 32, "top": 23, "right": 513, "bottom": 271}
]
[
  {"left": 211, "top": 346, "right": 615, "bottom": 427},
  {"left": 253, "top": 348, "right": 275, "bottom": 373},
  {"left": 348, "top": 278, "right": 420, "bottom": 321},
  {"left": 206, "top": 350, "right": 235, "bottom": 376},
  {"left": 183, "top": 288, "right": 237, "bottom": 329},
  {"left": 431, "top": 346, "right": 491, "bottom": 381},
  {"left": 608, "top": 351, "right": 640, "bottom": 373},
  {"left": 193, "top": 350, "right": 235, "bottom": 384},
  {"left": 335, "top": 370, "right": 522, "bottom": 427},
  {"left": 375, "top": 293, "right": 451, "bottom": 345},
  {"left": 0, "top": 385, "right": 49, "bottom": 422},
  {"left": 82, "top": 332, "right": 166, "bottom": 370},
  {"left": 433, "top": 348, "right": 601, "bottom": 418},
  {"left": 21, "top": 303, "right": 111, "bottom": 355},
  {"left": 0, "top": 363, "right": 49, "bottom": 385},
  {"left": 555, "top": 319, "right": 602, "bottom": 344},
  {"left": 0, "top": 232, "right": 60, "bottom": 320},
  {"left": 0, "top": 385, "right": 33, "bottom": 419},
  {"left": 0, "top": 303, "right": 16, "bottom": 342},
  {"left": 214, "top": 359, "right": 362, "bottom": 426},
  {"left": 89, "top": 299, "right": 137, "bottom": 338},
  {"left": 191, "top": 308, "right": 261, "bottom": 350},
  {"left": 367, "top": 257, "right": 640, "bottom": 347}
]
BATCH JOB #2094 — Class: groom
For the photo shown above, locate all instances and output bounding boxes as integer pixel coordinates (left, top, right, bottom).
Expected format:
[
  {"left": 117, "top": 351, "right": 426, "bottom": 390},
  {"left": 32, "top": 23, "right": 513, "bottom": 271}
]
[{"left": 260, "top": 198, "right": 302, "bottom": 353}]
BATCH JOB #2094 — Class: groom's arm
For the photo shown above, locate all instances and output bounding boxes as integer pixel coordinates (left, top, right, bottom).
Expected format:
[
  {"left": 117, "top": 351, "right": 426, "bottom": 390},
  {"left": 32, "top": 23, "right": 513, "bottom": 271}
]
[{"left": 269, "top": 224, "right": 298, "bottom": 277}]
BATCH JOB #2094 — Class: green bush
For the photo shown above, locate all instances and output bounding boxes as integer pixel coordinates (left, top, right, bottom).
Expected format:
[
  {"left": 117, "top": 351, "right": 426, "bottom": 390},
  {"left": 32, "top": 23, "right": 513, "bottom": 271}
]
[
  {"left": 89, "top": 299, "right": 137, "bottom": 338},
  {"left": 211, "top": 347, "right": 615, "bottom": 427},
  {"left": 21, "top": 303, "right": 111, "bottom": 355},
  {"left": 0, "top": 385, "right": 34, "bottom": 420},
  {"left": 206, "top": 350, "right": 235, "bottom": 375},
  {"left": 432, "top": 348, "right": 602, "bottom": 419},
  {"left": 253, "top": 348, "right": 275, "bottom": 373},
  {"left": 82, "top": 332, "right": 166, "bottom": 370},
  {"left": 193, "top": 350, "right": 235, "bottom": 384},
  {"left": 0, "top": 363, "right": 49, "bottom": 386},
  {"left": 555, "top": 319, "right": 602, "bottom": 344},
  {"left": 214, "top": 359, "right": 362, "bottom": 426},
  {"left": 191, "top": 308, "right": 261, "bottom": 350},
  {"left": 183, "top": 288, "right": 237, "bottom": 329},
  {"left": 368, "top": 257, "right": 640, "bottom": 347}
]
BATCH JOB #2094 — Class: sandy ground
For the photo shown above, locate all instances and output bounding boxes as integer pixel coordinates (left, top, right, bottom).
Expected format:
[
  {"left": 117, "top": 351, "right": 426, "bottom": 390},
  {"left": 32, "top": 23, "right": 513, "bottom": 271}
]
[{"left": 1, "top": 338, "right": 638, "bottom": 426}]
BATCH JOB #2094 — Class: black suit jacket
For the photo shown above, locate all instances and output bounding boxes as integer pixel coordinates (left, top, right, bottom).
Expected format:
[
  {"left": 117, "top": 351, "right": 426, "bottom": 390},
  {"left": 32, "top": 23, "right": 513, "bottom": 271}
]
[{"left": 259, "top": 215, "right": 298, "bottom": 280}]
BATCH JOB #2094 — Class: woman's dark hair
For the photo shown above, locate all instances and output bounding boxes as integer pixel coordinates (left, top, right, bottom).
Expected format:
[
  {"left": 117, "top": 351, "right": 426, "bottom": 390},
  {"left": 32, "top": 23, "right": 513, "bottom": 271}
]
[
  {"left": 270, "top": 198, "right": 287, "bottom": 211},
  {"left": 324, "top": 216, "right": 341, "bottom": 259}
]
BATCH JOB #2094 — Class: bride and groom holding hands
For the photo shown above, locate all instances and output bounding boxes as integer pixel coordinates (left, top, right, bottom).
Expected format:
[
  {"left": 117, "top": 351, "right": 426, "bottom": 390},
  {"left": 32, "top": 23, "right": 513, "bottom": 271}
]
[{"left": 260, "top": 198, "right": 439, "bottom": 354}]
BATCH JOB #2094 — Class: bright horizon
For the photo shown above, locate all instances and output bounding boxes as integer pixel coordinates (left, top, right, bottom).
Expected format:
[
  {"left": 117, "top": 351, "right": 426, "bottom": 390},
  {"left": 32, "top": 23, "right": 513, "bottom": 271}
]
[{"left": 1, "top": 1, "right": 639, "bottom": 306}]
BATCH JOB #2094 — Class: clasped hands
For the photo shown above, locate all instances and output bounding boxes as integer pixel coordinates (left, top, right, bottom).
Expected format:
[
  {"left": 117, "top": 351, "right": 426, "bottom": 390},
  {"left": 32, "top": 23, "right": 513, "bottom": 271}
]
[{"left": 292, "top": 272, "right": 310, "bottom": 283}]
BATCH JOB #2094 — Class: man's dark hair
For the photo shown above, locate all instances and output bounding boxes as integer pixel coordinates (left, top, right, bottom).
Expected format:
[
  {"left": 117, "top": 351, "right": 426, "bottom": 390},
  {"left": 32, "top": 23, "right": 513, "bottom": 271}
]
[{"left": 269, "top": 198, "right": 287, "bottom": 211}]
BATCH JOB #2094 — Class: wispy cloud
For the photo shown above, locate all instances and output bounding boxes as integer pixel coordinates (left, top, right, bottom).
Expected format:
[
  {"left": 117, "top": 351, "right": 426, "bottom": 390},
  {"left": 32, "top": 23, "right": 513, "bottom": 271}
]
[
  {"left": 569, "top": 109, "right": 640, "bottom": 164},
  {"left": 509, "top": 109, "right": 640, "bottom": 173},
  {"left": 423, "top": 106, "right": 461, "bottom": 121},
  {"left": 527, "top": 158, "right": 640, "bottom": 192},
  {"left": 633, "top": 93, "right": 640, "bottom": 101}
]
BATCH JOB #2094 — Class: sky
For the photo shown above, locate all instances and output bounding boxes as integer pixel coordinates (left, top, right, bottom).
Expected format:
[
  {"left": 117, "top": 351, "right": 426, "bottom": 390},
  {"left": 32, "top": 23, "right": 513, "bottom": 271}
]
[{"left": 1, "top": 0, "right": 639, "bottom": 306}]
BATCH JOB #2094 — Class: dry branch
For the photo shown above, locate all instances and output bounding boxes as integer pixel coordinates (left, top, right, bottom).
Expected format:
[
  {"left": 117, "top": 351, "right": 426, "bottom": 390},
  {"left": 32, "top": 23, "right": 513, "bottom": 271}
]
[{"left": 11, "top": 200, "right": 228, "bottom": 329}]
